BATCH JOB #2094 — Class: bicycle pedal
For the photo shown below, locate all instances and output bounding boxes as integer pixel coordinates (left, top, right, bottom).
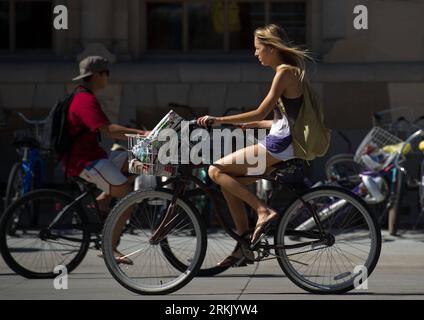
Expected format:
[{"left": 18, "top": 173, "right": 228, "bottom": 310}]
[{"left": 250, "top": 233, "right": 266, "bottom": 250}]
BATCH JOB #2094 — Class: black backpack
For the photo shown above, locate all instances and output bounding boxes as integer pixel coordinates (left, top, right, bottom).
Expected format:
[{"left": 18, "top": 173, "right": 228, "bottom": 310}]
[{"left": 43, "top": 87, "right": 89, "bottom": 159}]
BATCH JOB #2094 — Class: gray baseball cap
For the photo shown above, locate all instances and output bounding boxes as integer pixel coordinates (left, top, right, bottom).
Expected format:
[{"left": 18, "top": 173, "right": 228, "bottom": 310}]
[{"left": 72, "top": 56, "right": 109, "bottom": 81}]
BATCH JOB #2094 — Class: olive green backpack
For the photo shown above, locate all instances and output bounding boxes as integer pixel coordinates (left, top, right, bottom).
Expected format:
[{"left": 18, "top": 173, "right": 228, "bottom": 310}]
[{"left": 278, "top": 79, "right": 331, "bottom": 161}]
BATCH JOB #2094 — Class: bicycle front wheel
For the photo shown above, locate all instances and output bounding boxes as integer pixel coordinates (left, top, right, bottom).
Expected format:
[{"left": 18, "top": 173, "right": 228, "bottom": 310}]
[
  {"left": 0, "top": 189, "right": 90, "bottom": 278},
  {"left": 275, "top": 186, "right": 381, "bottom": 294},
  {"left": 102, "top": 189, "right": 207, "bottom": 295}
]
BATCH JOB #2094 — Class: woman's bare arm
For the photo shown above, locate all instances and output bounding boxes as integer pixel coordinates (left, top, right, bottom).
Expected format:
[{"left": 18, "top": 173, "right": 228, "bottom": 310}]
[
  {"left": 240, "top": 120, "right": 273, "bottom": 130},
  {"left": 99, "top": 124, "right": 147, "bottom": 140}
]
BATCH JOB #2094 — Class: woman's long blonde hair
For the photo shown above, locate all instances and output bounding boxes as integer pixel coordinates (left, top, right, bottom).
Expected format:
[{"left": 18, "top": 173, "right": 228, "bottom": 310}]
[{"left": 254, "top": 24, "right": 313, "bottom": 81}]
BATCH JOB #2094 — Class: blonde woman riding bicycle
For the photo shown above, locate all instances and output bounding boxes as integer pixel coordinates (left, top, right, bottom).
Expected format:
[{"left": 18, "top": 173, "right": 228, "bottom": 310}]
[{"left": 197, "top": 24, "right": 313, "bottom": 267}]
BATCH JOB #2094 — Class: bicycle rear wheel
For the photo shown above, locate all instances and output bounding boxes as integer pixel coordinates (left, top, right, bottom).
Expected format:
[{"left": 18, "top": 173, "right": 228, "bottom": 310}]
[
  {"left": 275, "top": 186, "right": 381, "bottom": 294},
  {"left": 0, "top": 189, "right": 90, "bottom": 278},
  {"left": 102, "top": 189, "right": 207, "bottom": 295}
]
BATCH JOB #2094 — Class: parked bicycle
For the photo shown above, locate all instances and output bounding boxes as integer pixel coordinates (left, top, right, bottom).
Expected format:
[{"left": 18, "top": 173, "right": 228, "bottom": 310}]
[
  {"left": 101, "top": 121, "right": 382, "bottom": 295},
  {"left": 4, "top": 112, "right": 48, "bottom": 210},
  {"left": 327, "top": 124, "right": 424, "bottom": 234},
  {"left": 325, "top": 110, "right": 424, "bottom": 187},
  {"left": 392, "top": 129, "right": 424, "bottom": 231},
  {"left": 326, "top": 109, "right": 424, "bottom": 229}
]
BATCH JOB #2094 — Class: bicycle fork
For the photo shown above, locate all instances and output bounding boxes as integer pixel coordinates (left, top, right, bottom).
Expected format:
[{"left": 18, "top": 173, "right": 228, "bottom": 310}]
[{"left": 149, "top": 183, "right": 187, "bottom": 245}]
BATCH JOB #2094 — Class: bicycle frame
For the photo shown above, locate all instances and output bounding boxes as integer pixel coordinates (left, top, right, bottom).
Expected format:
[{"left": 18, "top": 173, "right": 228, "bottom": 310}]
[
  {"left": 45, "top": 185, "right": 102, "bottom": 242},
  {"left": 155, "top": 164, "right": 330, "bottom": 253},
  {"left": 10, "top": 111, "right": 48, "bottom": 198},
  {"left": 20, "top": 147, "right": 44, "bottom": 194}
]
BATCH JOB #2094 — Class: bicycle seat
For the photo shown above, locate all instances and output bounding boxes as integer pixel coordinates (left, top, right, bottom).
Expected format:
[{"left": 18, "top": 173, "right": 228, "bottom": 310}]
[
  {"left": 70, "top": 176, "right": 98, "bottom": 192},
  {"left": 272, "top": 158, "right": 305, "bottom": 176}
]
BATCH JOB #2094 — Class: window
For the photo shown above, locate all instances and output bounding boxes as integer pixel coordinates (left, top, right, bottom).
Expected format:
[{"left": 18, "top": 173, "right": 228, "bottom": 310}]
[
  {"left": 0, "top": 2, "right": 9, "bottom": 49},
  {"left": 0, "top": 0, "right": 53, "bottom": 52},
  {"left": 147, "top": 2, "right": 183, "bottom": 50},
  {"left": 271, "top": 2, "right": 306, "bottom": 46},
  {"left": 143, "top": 0, "right": 307, "bottom": 53},
  {"left": 229, "top": 1, "right": 265, "bottom": 50},
  {"left": 188, "top": 1, "right": 223, "bottom": 50}
]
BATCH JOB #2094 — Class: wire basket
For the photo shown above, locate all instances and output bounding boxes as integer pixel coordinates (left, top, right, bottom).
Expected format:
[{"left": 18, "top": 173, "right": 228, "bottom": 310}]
[
  {"left": 354, "top": 127, "right": 403, "bottom": 172},
  {"left": 372, "top": 107, "right": 419, "bottom": 139},
  {"left": 127, "top": 135, "right": 179, "bottom": 177}
]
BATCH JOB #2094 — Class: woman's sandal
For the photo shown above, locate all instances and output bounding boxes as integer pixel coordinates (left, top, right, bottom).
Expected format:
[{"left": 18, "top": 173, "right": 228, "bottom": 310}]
[{"left": 251, "top": 211, "right": 279, "bottom": 244}]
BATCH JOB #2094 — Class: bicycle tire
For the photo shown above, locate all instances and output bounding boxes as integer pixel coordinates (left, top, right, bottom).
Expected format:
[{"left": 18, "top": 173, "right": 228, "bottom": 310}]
[
  {"left": 102, "top": 189, "right": 207, "bottom": 295},
  {"left": 0, "top": 189, "right": 91, "bottom": 279},
  {"left": 275, "top": 186, "right": 381, "bottom": 294},
  {"left": 325, "top": 154, "right": 363, "bottom": 188}
]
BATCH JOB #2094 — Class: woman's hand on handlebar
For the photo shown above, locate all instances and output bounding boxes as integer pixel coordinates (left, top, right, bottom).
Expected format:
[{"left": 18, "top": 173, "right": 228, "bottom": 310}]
[{"left": 197, "top": 115, "right": 220, "bottom": 128}]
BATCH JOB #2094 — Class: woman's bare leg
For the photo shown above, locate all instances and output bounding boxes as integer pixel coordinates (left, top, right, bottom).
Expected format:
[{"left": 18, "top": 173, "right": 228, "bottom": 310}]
[
  {"left": 208, "top": 144, "right": 281, "bottom": 242},
  {"left": 220, "top": 176, "right": 258, "bottom": 235}
]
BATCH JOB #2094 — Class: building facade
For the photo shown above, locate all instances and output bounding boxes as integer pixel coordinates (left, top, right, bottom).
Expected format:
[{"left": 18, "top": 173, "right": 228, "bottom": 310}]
[{"left": 0, "top": 0, "right": 424, "bottom": 184}]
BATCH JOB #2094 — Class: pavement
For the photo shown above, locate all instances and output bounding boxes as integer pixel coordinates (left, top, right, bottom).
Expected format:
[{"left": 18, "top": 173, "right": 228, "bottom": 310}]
[{"left": 0, "top": 230, "right": 424, "bottom": 300}]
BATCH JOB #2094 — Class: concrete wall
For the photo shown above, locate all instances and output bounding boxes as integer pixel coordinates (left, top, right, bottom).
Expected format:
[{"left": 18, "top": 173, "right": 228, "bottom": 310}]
[{"left": 322, "top": 0, "right": 424, "bottom": 62}]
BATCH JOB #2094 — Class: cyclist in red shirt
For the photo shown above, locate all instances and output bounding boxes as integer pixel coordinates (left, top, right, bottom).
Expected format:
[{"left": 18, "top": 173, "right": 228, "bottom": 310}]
[{"left": 66, "top": 56, "right": 148, "bottom": 264}]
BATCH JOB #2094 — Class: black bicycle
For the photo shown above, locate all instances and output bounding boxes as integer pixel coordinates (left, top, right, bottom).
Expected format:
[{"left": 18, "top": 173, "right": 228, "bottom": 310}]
[
  {"left": 0, "top": 178, "right": 104, "bottom": 278},
  {"left": 101, "top": 125, "right": 382, "bottom": 295}
]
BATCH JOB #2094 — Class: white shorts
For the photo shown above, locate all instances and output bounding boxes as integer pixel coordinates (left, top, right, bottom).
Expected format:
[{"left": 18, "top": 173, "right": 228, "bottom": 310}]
[{"left": 79, "top": 151, "right": 128, "bottom": 194}]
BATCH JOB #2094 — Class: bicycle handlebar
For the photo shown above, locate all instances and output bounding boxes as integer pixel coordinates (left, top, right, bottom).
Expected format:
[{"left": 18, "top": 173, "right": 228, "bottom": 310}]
[
  {"left": 187, "top": 119, "right": 214, "bottom": 131},
  {"left": 393, "top": 129, "right": 424, "bottom": 174},
  {"left": 17, "top": 112, "right": 47, "bottom": 126}
]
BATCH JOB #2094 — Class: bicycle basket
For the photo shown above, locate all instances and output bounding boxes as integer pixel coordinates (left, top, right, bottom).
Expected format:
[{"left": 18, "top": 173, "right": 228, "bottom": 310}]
[
  {"left": 127, "top": 135, "right": 178, "bottom": 177},
  {"left": 13, "top": 128, "right": 40, "bottom": 147},
  {"left": 372, "top": 107, "right": 418, "bottom": 139},
  {"left": 354, "top": 127, "right": 403, "bottom": 171}
]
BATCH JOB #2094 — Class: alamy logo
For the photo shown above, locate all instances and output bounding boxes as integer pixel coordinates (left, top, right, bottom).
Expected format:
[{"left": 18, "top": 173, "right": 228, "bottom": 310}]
[
  {"left": 53, "top": 265, "right": 68, "bottom": 290},
  {"left": 132, "top": 123, "right": 268, "bottom": 175},
  {"left": 353, "top": 265, "right": 369, "bottom": 290},
  {"left": 53, "top": 5, "right": 68, "bottom": 30},
  {"left": 353, "top": 5, "right": 368, "bottom": 30}
]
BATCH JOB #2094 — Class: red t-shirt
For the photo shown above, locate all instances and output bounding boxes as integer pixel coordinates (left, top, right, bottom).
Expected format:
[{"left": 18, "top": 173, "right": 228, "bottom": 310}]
[{"left": 62, "top": 87, "right": 110, "bottom": 176}]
